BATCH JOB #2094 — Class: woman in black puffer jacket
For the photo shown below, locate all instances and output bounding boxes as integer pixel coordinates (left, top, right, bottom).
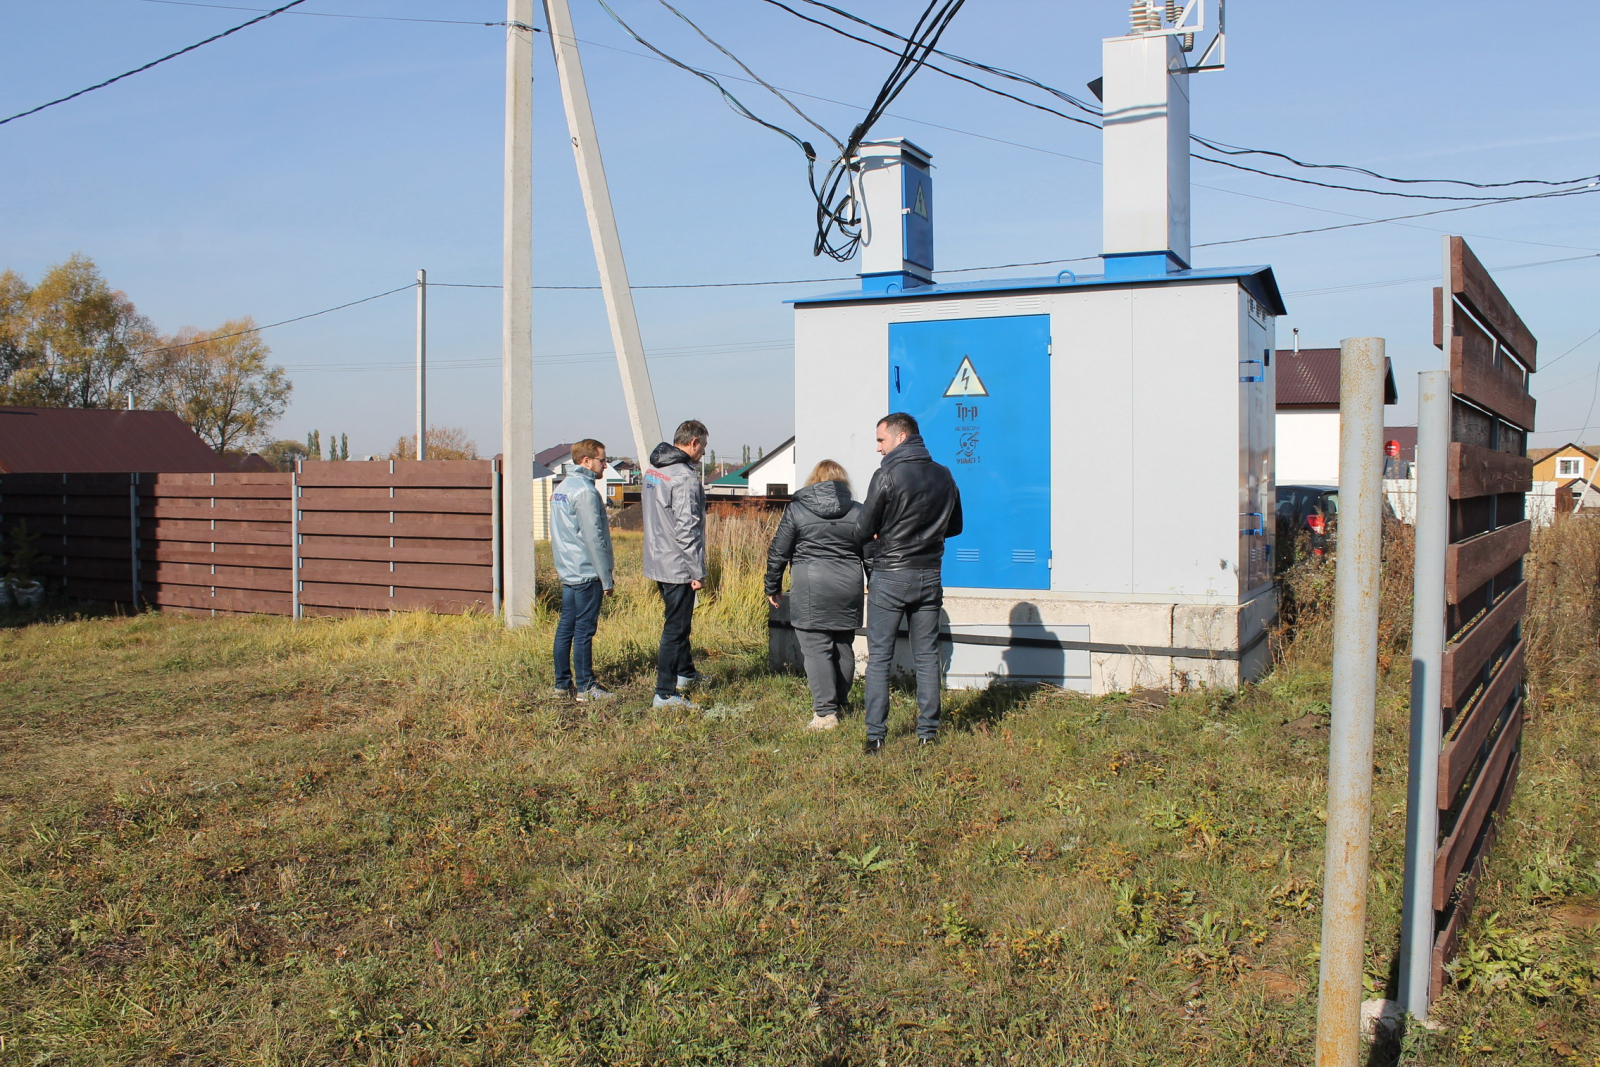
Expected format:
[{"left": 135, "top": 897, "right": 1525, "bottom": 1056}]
[{"left": 765, "top": 460, "right": 866, "bottom": 730}]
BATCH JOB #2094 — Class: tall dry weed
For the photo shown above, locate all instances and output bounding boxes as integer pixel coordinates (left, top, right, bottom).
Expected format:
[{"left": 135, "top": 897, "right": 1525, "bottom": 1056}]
[
  {"left": 1523, "top": 513, "right": 1600, "bottom": 696},
  {"left": 1273, "top": 517, "right": 1415, "bottom": 673}
]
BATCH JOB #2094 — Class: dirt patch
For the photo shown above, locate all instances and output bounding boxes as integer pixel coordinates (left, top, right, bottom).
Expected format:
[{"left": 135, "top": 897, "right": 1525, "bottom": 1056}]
[
  {"left": 1281, "top": 713, "right": 1329, "bottom": 740},
  {"left": 1247, "top": 967, "right": 1306, "bottom": 1003},
  {"left": 1551, "top": 902, "right": 1600, "bottom": 930}
]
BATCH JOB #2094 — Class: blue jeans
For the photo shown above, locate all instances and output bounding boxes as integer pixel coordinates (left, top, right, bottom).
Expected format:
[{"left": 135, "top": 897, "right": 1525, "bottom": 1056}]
[
  {"left": 864, "top": 568, "right": 944, "bottom": 742},
  {"left": 553, "top": 579, "right": 604, "bottom": 691}
]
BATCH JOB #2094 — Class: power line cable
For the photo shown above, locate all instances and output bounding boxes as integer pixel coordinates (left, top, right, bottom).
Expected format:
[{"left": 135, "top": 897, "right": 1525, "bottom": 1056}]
[
  {"left": 1192, "top": 150, "right": 1600, "bottom": 203},
  {"left": 0, "top": 0, "right": 308, "bottom": 127},
  {"left": 128, "top": 0, "right": 519, "bottom": 27},
  {"left": 137, "top": 284, "right": 414, "bottom": 357},
  {"left": 1537, "top": 325, "right": 1600, "bottom": 373}
]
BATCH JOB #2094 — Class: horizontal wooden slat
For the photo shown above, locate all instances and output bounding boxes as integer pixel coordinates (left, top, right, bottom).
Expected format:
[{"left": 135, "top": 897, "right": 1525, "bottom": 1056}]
[
  {"left": 145, "top": 485, "right": 289, "bottom": 500},
  {"left": 298, "top": 581, "right": 491, "bottom": 613},
  {"left": 1444, "top": 581, "right": 1527, "bottom": 710},
  {"left": 144, "top": 562, "right": 291, "bottom": 592},
  {"left": 1440, "top": 641, "right": 1524, "bottom": 806},
  {"left": 147, "top": 472, "right": 289, "bottom": 490},
  {"left": 54, "top": 536, "right": 136, "bottom": 560},
  {"left": 295, "top": 540, "right": 492, "bottom": 566},
  {"left": 1450, "top": 237, "right": 1537, "bottom": 370},
  {"left": 1434, "top": 704, "right": 1521, "bottom": 911},
  {"left": 296, "top": 514, "right": 492, "bottom": 539},
  {"left": 0, "top": 497, "right": 128, "bottom": 516},
  {"left": 140, "top": 500, "right": 290, "bottom": 520},
  {"left": 141, "top": 543, "right": 292, "bottom": 567},
  {"left": 296, "top": 489, "right": 491, "bottom": 514},
  {"left": 1447, "top": 521, "right": 1529, "bottom": 605},
  {"left": 9, "top": 517, "right": 130, "bottom": 538},
  {"left": 56, "top": 577, "right": 136, "bottom": 602},
  {"left": 141, "top": 520, "right": 291, "bottom": 546},
  {"left": 149, "top": 586, "right": 293, "bottom": 614},
  {"left": 1449, "top": 442, "right": 1532, "bottom": 499},
  {"left": 1451, "top": 320, "right": 1535, "bottom": 430},
  {"left": 297, "top": 558, "right": 492, "bottom": 592},
  {"left": 38, "top": 557, "right": 132, "bottom": 581},
  {"left": 294, "top": 460, "right": 494, "bottom": 488},
  {"left": 0, "top": 474, "right": 132, "bottom": 492},
  {"left": 1430, "top": 751, "right": 1519, "bottom": 1000}
]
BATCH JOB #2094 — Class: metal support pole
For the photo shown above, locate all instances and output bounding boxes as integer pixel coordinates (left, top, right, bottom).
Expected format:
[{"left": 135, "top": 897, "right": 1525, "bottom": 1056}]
[
  {"left": 1398, "top": 369, "right": 1451, "bottom": 1017},
  {"left": 128, "top": 474, "right": 140, "bottom": 609},
  {"left": 542, "top": 0, "right": 663, "bottom": 464},
  {"left": 1314, "top": 337, "right": 1388, "bottom": 1067},
  {"left": 501, "top": 0, "right": 537, "bottom": 628},
  {"left": 416, "top": 268, "right": 427, "bottom": 461},
  {"left": 290, "top": 465, "right": 302, "bottom": 619}
]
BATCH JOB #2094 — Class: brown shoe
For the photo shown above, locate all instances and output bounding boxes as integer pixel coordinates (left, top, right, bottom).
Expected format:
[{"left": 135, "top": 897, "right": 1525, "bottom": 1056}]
[{"left": 806, "top": 713, "right": 840, "bottom": 731}]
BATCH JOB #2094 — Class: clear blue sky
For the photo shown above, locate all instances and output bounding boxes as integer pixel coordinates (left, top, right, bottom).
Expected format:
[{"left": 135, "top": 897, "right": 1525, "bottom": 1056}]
[{"left": 4, "top": 0, "right": 1597, "bottom": 460}]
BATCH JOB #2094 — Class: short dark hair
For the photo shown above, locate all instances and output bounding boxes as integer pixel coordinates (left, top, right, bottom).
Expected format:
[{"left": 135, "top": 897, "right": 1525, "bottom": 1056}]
[
  {"left": 878, "top": 412, "right": 918, "bottom": 437},
  {"left": 673, "top": 419, "right": 708, "bottom": 446}
]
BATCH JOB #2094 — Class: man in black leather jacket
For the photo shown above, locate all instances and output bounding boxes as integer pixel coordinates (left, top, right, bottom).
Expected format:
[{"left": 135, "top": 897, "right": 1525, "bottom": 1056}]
[{"left": 855, "top": 412, "right": 963, "bottom": 753}]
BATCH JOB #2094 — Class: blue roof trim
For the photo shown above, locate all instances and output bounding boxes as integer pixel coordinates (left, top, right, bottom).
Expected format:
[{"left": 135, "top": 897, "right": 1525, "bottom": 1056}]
[{"left": 789, "top": 264, "right": 1288, "bottom": 317}]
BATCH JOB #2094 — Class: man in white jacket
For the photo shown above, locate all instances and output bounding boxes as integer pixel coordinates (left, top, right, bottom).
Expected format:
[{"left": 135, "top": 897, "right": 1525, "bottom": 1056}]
[
  {"left": 642, "top": 419, "right": 708, "bottom": 708},
  {"left": 550, "top": 439, "right": 616, "bottom": 702}
]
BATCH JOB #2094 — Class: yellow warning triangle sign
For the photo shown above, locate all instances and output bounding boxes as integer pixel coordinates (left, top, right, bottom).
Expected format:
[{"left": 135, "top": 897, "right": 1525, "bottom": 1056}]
[
  {"left": 912, "top": 183, "right": 929, "bottom": 219},
  {"left": 943, "top": 355, "right": 988, "bottom": 397}
]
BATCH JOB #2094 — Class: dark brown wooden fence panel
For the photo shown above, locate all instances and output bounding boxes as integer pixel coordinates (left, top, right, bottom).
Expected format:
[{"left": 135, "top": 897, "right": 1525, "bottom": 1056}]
[
  {"left": 0, "top": 473, "right": 137, "bottom": 604},
  {"left": 294, "top": 460, "right": 499, "bottom": 617},
  {"left": 1425, "top": 236, "right": 1534, "bottom": 1000},
  {"left": 140, "top": 472, "right": 294, "bottom": 616}
]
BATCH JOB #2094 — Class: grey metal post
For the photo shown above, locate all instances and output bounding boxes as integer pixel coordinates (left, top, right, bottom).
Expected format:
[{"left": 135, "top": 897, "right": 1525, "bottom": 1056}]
[
  {"left": 290, "top": 465, "right": 301, "bottom": 619},
  {"left": 542, "top": 0, "right": 663, "bottom": 465},
  {"left": 501, "top": 0, "right": 537, "bottom": 628},
  {"left": 128, "top": 474, "right": 140, "bottom": 608},
  {"left": 1314, "top": 337, "right": 1388, "bottom": 1067},
  {"left": 416, "top": 268, "right": 427, "bottom": 461},
  {"left": 491, "top": 459, "right": 504, "bottom": 617},
  {"left": 1398, "top": 369, "right": 1451, "bottom": 1017}
]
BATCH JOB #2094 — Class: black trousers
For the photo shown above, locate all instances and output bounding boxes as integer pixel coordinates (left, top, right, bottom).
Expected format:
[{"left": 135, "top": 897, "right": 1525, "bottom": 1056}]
[{"left": 655, "top": 581, "right": 697, "bottom": 698}]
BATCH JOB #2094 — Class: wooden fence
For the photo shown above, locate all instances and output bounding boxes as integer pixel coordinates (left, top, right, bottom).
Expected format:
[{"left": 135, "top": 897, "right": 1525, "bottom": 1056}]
[
  {"left": 0, "top": 460, "right": 501, "bottom": 618},
  {"left": 1425, "top": 237, "right": 1535, "bottom": 997}
]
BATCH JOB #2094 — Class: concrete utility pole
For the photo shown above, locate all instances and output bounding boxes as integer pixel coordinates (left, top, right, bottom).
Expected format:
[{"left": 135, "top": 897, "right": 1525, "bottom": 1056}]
[
  {"left": 416, "top": 268, "right": 427, "bottom": 461},
  {"left": 502, "top": 0, "right": 536, "bottom": 628},
  {"left": 1398, "top": 368, "right": 1451, "bottom": 1019},
  {"left": 1314, "top": 337, "right": 1388, "bottom": 1067},
  {"left": 542, "top": 0, "right": 663, "bottom": 463}
]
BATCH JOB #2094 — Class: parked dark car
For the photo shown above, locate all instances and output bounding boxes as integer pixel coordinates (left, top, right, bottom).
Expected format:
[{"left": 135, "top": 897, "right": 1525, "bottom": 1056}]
[
  {"left": 1275, "top": 484, "right": 1396, "bottom": 564},
  {"left": 1276, "top": 484, "right": 1339, "bottom": 559}
]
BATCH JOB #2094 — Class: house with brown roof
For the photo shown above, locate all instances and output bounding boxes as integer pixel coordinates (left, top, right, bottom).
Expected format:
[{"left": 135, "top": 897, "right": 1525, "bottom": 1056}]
[
  {"left": 1275, "top": 348, "right": 1397, "bottom": 485},
  {"left": 1530, "top": 442, "right": 1596, "bottom": 483},
  {"left": 0, "top": 406, "right": 233, "bottom": 473}
]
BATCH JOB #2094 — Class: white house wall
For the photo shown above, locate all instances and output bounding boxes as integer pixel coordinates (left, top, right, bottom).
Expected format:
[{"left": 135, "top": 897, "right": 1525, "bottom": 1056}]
[{"left": 1276, "top": 410, "right": 1340, "bottom": 485}]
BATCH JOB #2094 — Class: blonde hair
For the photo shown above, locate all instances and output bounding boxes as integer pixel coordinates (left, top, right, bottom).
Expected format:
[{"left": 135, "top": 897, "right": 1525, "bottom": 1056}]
[
  {"left": 571, "top": 439, "right": 606, "bottom": 463},
  {"left": 806, "top": 459, "right": 850, "bottom": 491}
]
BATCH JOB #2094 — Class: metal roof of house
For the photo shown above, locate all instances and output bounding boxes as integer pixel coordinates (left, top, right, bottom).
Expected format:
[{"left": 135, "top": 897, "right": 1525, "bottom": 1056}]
[
  {"left": 1275, "top": 348, "right": 1398, "bottom": 407},
  {"left": 709, "top": 460, "right": 757, "bottom": 487},
  {"left": 789, "top": 265, "right": 1287, "bottom": 317},
  {"left": 0, "top": 406, "right": 232, "bottom": 473},
  {"left": 535, "top": 443, "right": 574, "bottom": 467}
]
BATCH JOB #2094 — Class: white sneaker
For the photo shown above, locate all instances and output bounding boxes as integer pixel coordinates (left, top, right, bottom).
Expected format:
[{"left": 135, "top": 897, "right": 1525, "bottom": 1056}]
[
  {"left": 653, "top": 694, "right": 698, "bottom": 710},
  {"left": 676, "top": 671, "right": 705, "bottom": 690},
  {"left": 806, "top": 713, "right": 839, "bottom": 731},
  {"left": 576, "top": 685, "right": 617, "bottom": 703}
]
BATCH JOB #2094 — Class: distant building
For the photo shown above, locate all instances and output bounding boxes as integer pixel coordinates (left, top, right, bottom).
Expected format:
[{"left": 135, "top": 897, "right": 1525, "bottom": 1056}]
[
  {"left": 0, "top": 406, "right": 233, "bottom": 473},
  {"left": 1274, "top": 348, "right": 1397, "bottom": 485},
  {"left": 1529, "top": 443, "right": 1600, "bottom": 524},
  {"left": 706, "top": 438, "right": 797, "bottom": 498}
]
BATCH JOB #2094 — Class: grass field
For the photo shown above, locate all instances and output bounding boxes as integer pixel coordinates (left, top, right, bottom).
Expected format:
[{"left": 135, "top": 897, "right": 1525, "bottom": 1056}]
[{"left": 0, "top": 515, "right": 1596, "bottom": 1065}]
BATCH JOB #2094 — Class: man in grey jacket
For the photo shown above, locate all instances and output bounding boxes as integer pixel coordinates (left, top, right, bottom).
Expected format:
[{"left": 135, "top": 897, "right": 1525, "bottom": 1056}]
[
  {"left": 550, "top": 439, "right": 617, "bottom": 702},
  {"left": 642, "top": 419, "right": 709, "bottom": 708}
]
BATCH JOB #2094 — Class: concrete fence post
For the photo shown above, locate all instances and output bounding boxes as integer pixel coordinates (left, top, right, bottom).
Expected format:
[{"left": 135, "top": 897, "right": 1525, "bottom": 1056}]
[{"left": 1314, "top": 337, "right": 1388, "bottom": 1067}]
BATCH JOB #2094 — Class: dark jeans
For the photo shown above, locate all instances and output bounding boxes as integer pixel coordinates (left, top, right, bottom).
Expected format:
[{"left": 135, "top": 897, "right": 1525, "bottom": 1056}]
[
  {"left": 864, "top": 568, "right": 944, "bottom": 742},
  {"left": 553, "top": 579, "right": 604, "bottom": 691},
  {"left": 655, "top": 581, "right": 697, "bottom": 698},
  {"left": 794, "top": 628, "right": 855, "bottom": 716}
]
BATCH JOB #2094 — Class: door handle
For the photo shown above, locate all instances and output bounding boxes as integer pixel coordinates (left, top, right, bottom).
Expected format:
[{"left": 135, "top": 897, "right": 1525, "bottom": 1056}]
[{"left": 893, "top": 366, "right": 901, "bottom": 393}]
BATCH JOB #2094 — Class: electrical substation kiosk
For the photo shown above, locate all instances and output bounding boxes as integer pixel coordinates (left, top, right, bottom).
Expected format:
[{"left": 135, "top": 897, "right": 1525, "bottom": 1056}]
[{"left": 779, "top": 4, "right": 1282, "bottom": 693}]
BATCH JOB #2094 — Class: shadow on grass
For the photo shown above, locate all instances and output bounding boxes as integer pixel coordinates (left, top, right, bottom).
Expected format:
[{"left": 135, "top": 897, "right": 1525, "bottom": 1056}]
[
  {"left": 0, "top": 598, "right": 131, "bottom": 631},
  {"left": 941, "top": 681, "right": 1040, "bottom": 732}
]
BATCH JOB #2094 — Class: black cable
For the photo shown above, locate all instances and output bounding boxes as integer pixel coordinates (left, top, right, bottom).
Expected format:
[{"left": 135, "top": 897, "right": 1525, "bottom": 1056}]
[
  {"left": 752, "top": 0, "right": 1098, "bottom": 132},
  {"left": 0, "top": 0, "right": 309, "bottom": 127},
  {"left": 1192, "top": 134, "right": 1600, "bottom": 191},
  {"left": 128, "top": 0, "right": 519, "bottom": 28},
  {"left": 786, "top": 0, "right": 1102, "bottom": 117},
  {"left": 591, "top": 0, "right": 819, "bottom": 165},
  {"left": 137, "top": 284, "right": 414, "bottom": 357},
  {"left": 1192, "top": 151, "right": 1599, "bottom": 203},
  {"left": 651, "top": 0, "right": 842, "bottom": 155}
]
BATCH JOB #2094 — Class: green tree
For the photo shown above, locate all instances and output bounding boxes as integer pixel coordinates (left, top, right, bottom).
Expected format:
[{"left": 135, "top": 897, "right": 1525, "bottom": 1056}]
[
  {"left": 0, "top": 254, "right": 155, "bottom": 407},
  {"left": 146, "top": 318, "right": 292, "bottom": 453}
]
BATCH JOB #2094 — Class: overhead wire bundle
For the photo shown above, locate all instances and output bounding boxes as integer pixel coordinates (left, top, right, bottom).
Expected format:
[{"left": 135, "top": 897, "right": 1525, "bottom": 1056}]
[{"left": 592, "top": 0, "right": 966, "bottom": 262}]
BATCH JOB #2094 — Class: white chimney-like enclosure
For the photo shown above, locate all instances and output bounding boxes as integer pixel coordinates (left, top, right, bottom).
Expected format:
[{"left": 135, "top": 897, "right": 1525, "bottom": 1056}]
[{"left": 779, "top": 1, "right": 1274, "bottom": 694}]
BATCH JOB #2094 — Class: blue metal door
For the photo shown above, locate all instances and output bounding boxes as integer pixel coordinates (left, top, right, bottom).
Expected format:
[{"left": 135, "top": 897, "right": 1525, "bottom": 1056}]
[{"left": 888, "top": 315, "right": 1050, "bottom": 590}]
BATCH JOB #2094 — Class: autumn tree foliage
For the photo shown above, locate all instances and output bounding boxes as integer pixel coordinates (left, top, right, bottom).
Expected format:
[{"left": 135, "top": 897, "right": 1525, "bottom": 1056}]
[
  {"left": 389, "top": 426, "right": 480, "bottom": 461},
  {"left": 0, "top": 255, "right": 292, "bottom": 453}
]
